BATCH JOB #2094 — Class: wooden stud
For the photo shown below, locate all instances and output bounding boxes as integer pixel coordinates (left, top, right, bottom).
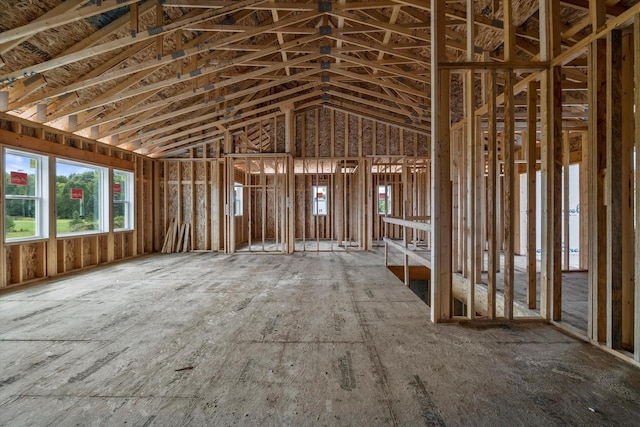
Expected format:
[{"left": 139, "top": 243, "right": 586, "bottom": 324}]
[
  {"left": 358, "top": 117, "right": 363, "bottom": 158},
  {"left": 526, "top": 82, "right": 538, "bottom": 309},
  {"left": 430, "top": 0, "right": 452, "bottom": 322},
  {"left": 502, "top": 0, "right": 516, "bottom": 319},
  {"left": 620, "top": 32, "right": 635, "bottom": 352},
  {"left": 588, "top": 40, "right": 607, "bottom": 342},
  {"left": 563, "top": 131, "right": 570, "bottom": 270},
  {"left": 487, "top": 69, "right": 497, "bottom": 320},
  {"left": 503, "top": 70, "right": 515, "bottom": 320},
  {"left": 190, "top": 155, "right": 196, "bottom": 250},
  {"left": 539, "top": 0, "right": 562, "bottom": 322},
  {"left": 606, "top": 30, "right": 623, "bottom": 350},
  {"left": 588, "top": 0, "right": 608, "bottom": 344},
  {"left": 634, "top": 13, "right": 640, "bottom": 363},
  {"left": 0, "top": 148, "right": 4, "bottom": 287},
  {"left": 579, "top": 131, "right": 588, "bottom": 270},
  {"left": 465, "top": 79, "right": 476, "bottom": 317}
]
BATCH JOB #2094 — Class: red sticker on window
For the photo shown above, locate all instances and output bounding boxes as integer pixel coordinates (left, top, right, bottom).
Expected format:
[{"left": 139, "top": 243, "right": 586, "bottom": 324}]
[
  {"left": 114, "top": 183, "right": 122, "bottom": 194},
  {"left": 10, "top": 171, "right": 28, "bottom": 186},
  {"left": 70, "top": 188, "right": 83, "bottom": 200}
]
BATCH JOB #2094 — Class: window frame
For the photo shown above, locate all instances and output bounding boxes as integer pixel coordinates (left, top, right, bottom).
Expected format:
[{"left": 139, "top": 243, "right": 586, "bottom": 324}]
[
  {"left": 55, "top": 158, "right": 109, "bottom": 237},
  {"left": 312, "top": 184, "right": 328, "bottom": 216},
  {"left": 113, "top": 169, "right": 134, "bottom": 231},
  {"left": 377, "top": 184, "right": 392, "bottom": 215},
  {"left": 3, "top": 148, "right": 49, "bottom": 243},
  {"left": 233, "top": 182, "right": 243, "bottom": 217}
]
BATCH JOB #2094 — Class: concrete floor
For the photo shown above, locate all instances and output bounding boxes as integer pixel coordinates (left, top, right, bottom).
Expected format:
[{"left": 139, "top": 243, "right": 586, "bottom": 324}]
[{"left": 1, "top": 251, "right": 639, "bottom": 426}]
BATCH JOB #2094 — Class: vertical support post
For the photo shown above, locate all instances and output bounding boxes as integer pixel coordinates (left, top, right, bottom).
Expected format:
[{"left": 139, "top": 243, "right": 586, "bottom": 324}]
[
  {"left": 465, "top": 0, "right": 476, "bottom": 318},
  {"left": 606, "top": 30, "right": 623, "bottom": 350},
  {"left": 526, "top": 82, "right": 538, "bottom": 309},
  {"left": 539, "top": 0, "right": 563, "bottom": 321},
  {"left": 634, "top": 13, "right": 640, "bottom": 363},
  {"left": 430, "top": 0, "right": 452, "bottom": 322},
  {"left": 487, "top": 69, "right": 498, "bottom": 319},
  {"left": 503, "top": 0, "right": 516, "bottom": 319},
  {"left": 47, "top": 156, "right": 57, "bottom": 276},
  {"left": 285, "top": 108, "right": 295, "bottom": 253},
  {"left": 563, "top": 131, "right": 570, "bottom": 270},
  {"left": 154, "top": 159, "right": 162, "bottom": 251},
  {"left": 588, "top": 0, "right": 608, "bottom": 343},
  {"left": 503, "top": 70, "right": 515, "bottom": 319},
  {"left": 0, "top": 148, "right": 4, "bottom": 287},
  {"left": 579, "top": 132, "right": 589, "bottom": 270},
  {"left": 403, "top": 157, "right": 409, "bottom": 288},
  {"left": 621, "top": 32, "right": 635, "bottom": 351}
]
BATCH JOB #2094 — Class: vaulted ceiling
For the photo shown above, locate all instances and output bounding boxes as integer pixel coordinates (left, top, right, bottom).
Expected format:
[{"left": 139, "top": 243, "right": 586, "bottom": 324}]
[{"left": 0, "top": 0, "right": 628, "bottom": 157}]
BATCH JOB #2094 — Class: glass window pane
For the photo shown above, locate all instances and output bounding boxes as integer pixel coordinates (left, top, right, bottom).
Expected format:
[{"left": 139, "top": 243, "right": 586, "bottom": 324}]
[
  {"left": 378, "top": 184, "right": 391, "bottom": 215},
  {"left": 56, "top": 160, "right": 104, "bottom": 236},
  {"left": 5, "top": 151, "right": 38, "bottom": 197},
  {"left": 312, "top": 185, "right": 327, "bottom": 216},
  {"left": 113, "top": 170, "right": 133, "bottom": 230},
  {"left": 5, "top": 199, "right": 37, "bottom": 239},
  {"left": 234, "top": 183, "right": 243, "bottom": 216},
  {"left": 4, "top": 148, "right": 48, "bottom": 242}
]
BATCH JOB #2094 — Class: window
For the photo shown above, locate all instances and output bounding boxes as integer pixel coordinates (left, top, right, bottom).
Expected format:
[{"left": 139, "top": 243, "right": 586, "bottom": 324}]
[
  {"left": 55, "top": 159, "right": 108, "bottom": 236},
  {"left": 4, "top": 149, "right": 48, "bottom": 241},
  {"left": 312, "top": 185, "right": 328, "bottom": 215},
  {"left": 113, "top": 170, "right": 134, "bottom": 230},
  {"left": 234, "top": 183, "right": 243, "bottom": 216},
  {"left": 377, "top": 184, "right": 392, "bottom": 215}
]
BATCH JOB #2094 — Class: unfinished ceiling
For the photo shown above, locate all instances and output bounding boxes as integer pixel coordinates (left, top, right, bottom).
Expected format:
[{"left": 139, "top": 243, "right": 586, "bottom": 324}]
[{"left": 0, "top": 0, "right": 628, "bottom": 158}]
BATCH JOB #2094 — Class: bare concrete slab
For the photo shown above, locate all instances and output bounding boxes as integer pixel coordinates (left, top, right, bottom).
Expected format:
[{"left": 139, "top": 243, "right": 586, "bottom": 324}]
[{"left": 1, "top": 251, "right": 639, "bottom": 426}]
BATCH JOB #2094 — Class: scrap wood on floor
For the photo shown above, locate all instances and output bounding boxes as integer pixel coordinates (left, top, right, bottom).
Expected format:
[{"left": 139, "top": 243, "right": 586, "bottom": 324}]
[{"left": 161, "top": 219, "right": 191, "bottom": 254}]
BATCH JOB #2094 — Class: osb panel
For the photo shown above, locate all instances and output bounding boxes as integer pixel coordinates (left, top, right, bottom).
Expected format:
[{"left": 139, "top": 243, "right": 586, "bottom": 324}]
[
  {"left": 389, "top": 127, "right": 400, "bottom": 155},
  {"left": 362, "top": 119, "right": 373, "bottom": 157},
  {"left": 181, "top": 163, "right": 192, "bottom": 181},
  {"left": 403, "top": 131, "right": 415, "bottom": 156},
  {"left": 65, "top": 240, "right": 75, "bottom": 272},
  {"left": 168, "top": 162, "right": 179, "bottom": 181},
  {"left": 22, "top": 244, "right": 38, "bottom": 281},
  {"left": 124, "top": 234, "right": 132, "bottom": 258},
  {"left": 168, "top": 184, "right": 179, "bottom": 221},
  {"left": 416, "top": 134, "right": 429, "bottom": 156},
  {"left": 334, "top": 111, "right": 346, "bottom": 157},
  {"left": 195, "top": 183, "right": 207, "bottom": 250},
  {"left": 276, "top": 116, "right": 285, "bottom": 153},
  {"left": 21, "top": 126, "right": 36, "bottom": 137},
  {"left": 294, "top": 114, "right": 302, "bottom": 157},
  {"left": 99, "top": 235, "right": 109, "bottom": 264},
  {"left": 304, "top": 111, "right": 315, "bottom": 157},
  {"left": 182, "top": 184, "right": 193, "bottom": 224},
  {"left": 44, "top": 132, "right": 59, "bottom": 143},
  {"left": 5, "top": 247, "right": 12, "bottom": 285},
  {"left": 376, "top": 123, "right": 387, "bottom": 156},
  {"left": 195, "top": 162, "right": 206, "bottom": 181},
  {"left": 159, "top": 182, "right": 166, "bottom": 230},
  {"left": 294, "top": 175, "right": 306, "bottom": 238},
  {"left": 265, "top": 184, "right": 276, "bottom": 239},
  {"left": 83, "top": 238, "right": 93, "bottom": 266},
  {"left": 114, "top": 235, "right": 122, "bottom": 260},
  {"left": 348, "top": 115, "right": 359, "bottom": 157},
  {"left": 318, "top": 108, "right": 331, "bottom": 158}
]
